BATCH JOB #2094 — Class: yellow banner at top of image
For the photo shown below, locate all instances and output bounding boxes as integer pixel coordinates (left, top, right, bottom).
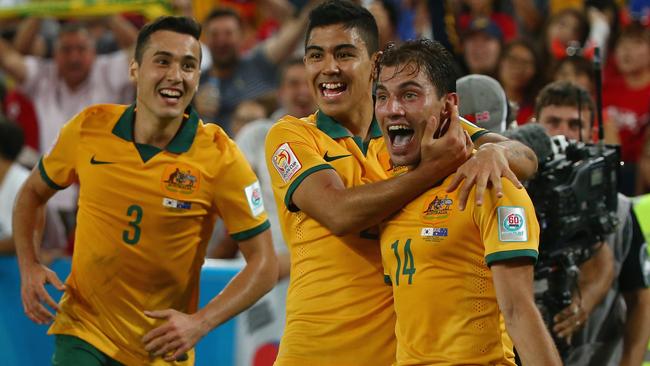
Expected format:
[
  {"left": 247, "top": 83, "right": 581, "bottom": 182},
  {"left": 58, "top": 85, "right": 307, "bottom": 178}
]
[{"left": 0, "top": 0, "right": 172, "bottom": 20}]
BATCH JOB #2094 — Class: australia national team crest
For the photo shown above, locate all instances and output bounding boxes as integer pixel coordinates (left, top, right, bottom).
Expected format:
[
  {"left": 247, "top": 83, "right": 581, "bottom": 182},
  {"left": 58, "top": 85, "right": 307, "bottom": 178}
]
[
  {"left": 498, "top": 206, "right": 528, "bottom": 242},
  {"left": 272, "top": 143, "right": 302, "bottom": 182},
  {"left": 161, "top": 163, "right": 200, "bottom": 197},
  {"left": 421, "top": 194, "right": 454, "bottom": 223}
]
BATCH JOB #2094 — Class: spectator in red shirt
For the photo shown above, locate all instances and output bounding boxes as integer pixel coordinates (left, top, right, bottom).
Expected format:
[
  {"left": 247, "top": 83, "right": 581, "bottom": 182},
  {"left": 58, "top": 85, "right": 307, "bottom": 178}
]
[{"left": 603, "top": 22, "right": 650, "bottom": 195}]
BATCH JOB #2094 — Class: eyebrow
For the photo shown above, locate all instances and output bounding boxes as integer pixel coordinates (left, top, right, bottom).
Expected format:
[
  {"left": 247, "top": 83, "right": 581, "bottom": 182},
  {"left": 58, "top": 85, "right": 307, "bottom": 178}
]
[
  {"left": 397, "top": 80, "right": 423, "bottom": 89},
  {"left": 305, "top": 44, "right": 358, "bottom": 53},
  {"left": 152, "top": 50, "right": 199, "bottom": 63}
]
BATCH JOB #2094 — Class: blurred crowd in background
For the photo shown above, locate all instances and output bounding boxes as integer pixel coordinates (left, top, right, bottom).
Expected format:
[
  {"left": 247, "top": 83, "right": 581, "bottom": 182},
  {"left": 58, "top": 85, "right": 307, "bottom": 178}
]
[{"left": 0, "top": 0, "right": 649, "bottom": 271}]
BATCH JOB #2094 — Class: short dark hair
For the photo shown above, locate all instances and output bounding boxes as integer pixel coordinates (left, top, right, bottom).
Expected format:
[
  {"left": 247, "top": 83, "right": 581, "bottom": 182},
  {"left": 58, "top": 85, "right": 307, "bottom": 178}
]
[
  {"left": 0, "top": 118, "right": 24, "bottom": 161},
  {"left": 535, "top": 80, "right": 595, "bottom": 126},
  {"left": 203, "top": 7, "right": 243, "bottom": 28},
  {"left": 377, "top": 39, "right": 460, "bottom": 98},
  {"left": 135, "top": 16, "right": 202, "bottom": 63},
  {"left": 305, "top": 0, "right": 379, "bottom": 56}
]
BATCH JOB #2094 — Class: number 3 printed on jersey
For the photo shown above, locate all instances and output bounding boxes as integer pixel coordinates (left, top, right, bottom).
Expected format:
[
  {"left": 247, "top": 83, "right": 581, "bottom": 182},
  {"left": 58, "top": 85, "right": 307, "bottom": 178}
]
[{"left": 123, "top": 204, "right": 143, "bottom": 245}]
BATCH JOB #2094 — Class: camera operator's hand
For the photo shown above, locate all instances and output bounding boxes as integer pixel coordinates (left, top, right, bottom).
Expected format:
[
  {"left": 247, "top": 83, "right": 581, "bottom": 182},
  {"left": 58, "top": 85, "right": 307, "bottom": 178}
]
[
  {"left": 553, "top": 296, "right": 587, "bottom": 344},
  {"left": 552, "top": 241, "right": 615, "bottom": 344}
]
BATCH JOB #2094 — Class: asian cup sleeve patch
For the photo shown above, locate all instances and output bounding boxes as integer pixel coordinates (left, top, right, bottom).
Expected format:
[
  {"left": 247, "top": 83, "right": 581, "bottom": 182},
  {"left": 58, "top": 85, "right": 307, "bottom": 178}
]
[
  {"left": 498, "top": 206, "right": 528, "bottom": 242},
  {"left": 245, "top": 181, "right": 265, "bottom": 217},
  {"left": 271, "top": 143, "right": 302, "bottom": 183}
]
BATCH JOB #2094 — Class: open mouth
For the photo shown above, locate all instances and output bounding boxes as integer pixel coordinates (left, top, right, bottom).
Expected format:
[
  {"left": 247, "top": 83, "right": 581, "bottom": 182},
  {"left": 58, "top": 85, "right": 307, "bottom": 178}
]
[
  {"left": 159, "top": 88, "right": 183, "bottom": 103},
  {"left": 319, "top": 82, "right": 347, "bottom": 98},
  {"left": 387, "top": 124, "right": 415, "bottom": 148}
]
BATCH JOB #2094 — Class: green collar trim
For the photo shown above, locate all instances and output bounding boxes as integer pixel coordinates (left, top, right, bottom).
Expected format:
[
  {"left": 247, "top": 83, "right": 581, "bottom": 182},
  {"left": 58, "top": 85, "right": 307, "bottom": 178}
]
[
  {"left": 112, "top": 104, "right": 200, "bottom": 154},
  {"left": 315, "top": 110, "right": 382, "bottom": 140},
  {"left": 315, "top": 110, "right": 382, "bottom": 154}
]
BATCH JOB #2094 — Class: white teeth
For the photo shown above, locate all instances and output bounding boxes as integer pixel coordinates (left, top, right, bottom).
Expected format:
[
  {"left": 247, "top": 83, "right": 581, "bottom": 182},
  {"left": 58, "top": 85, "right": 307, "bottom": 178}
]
[
  {"left": 160, "top": 89, "right": 181, "bottom": 97},
  {"left": 321, "top": 82, "right": 344, "bottom": 89},
  {"left": 388, "top": 125, "right": 412, "bottom": 131}
]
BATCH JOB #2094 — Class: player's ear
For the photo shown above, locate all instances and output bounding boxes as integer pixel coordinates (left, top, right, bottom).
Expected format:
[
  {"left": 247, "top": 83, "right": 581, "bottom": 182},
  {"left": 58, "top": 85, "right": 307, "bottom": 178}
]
[
  {"left": 129, "top": 59, "right": 138, "bottom": 83},
  {"left": 446, "top": 92, "right": 458, "bottom": 107},
  {"left": 371, "top": 51, "right": 383, "bottom": 81}
]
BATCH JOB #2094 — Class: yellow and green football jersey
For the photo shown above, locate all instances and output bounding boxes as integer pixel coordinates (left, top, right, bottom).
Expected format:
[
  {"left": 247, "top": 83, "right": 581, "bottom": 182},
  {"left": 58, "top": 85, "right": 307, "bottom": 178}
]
[
  {"left": 40, "top": 104, "right": 269, "bottom": 365},
  {"left": 380, "top": 173, "right": 539, "bottom": 365},
  {"left": 264, "top": 111, "right": 489, "bottom": 365},
  {"left": 265, "top": 111, "right": 395, "bottom": 366}
]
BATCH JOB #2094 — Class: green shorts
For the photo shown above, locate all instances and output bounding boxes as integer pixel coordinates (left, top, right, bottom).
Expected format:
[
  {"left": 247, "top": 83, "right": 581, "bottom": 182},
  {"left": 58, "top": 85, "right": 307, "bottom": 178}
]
[{"left": 52, "top": 335, "right": 124, "bottom": 366}]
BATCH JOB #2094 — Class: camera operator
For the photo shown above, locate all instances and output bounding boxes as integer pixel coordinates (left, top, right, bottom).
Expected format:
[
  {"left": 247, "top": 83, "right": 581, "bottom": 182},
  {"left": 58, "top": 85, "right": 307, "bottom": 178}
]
[{"left": 529, "top": 81, "right": 650, "bottom": 365}]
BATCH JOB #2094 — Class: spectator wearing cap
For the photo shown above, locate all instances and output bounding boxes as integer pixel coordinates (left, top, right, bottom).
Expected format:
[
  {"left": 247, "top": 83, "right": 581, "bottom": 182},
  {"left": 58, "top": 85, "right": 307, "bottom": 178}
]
[
  {"left": 461, "top": 17, "right": 504, "bottom": 76},
  {"left": 457, "top": 73, "right": 510, "bottom": 133}
]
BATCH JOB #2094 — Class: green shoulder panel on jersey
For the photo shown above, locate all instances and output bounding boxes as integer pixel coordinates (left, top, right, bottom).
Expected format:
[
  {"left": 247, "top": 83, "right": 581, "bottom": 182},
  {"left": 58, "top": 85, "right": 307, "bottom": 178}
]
[
  {"left": 460, "top": 116, "right": 491, "bottom": 142},
  {"left": 471, "top": 129, "right": 491, "bottom": 142},
  {"left": 485, "top": 249, "right": 538, "bottom": 267},
  {"left": 230, "top": 220, "right": 271, "bottom": 241},
  {"left": 38, "top": 157, "right": 67, "bottom": 190}
]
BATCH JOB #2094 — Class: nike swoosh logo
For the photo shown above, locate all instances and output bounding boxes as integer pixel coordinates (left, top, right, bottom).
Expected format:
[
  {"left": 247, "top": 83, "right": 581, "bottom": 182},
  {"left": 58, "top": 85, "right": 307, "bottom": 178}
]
[
  {"left": 90, "top": 155, "right": 115, "bottom": 165},
  {"left": 323, "top": 152, "right": 351, "bottom": 162}
]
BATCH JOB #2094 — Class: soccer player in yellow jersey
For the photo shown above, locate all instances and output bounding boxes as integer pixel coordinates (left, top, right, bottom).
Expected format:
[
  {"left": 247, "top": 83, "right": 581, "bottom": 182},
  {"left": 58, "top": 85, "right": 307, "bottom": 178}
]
[
  {"left": 374, "top": 39, "right": 562, "bottom": 365},
  {"left": 13, "top": 16, "right": 278, "bottom": 365},
  {"left": 264, "top": 1, "right": 540, "bottom": 365}
]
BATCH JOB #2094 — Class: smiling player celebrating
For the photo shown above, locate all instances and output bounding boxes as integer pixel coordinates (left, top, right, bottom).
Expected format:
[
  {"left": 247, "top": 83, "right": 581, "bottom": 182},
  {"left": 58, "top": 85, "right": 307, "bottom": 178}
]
[
  {"left": 13, "top": 16, "right": 278, "bottom": 365},
  {"left": 264, "top": 1, "right": 540, "bottom": 365},
  {"left": 375, "top": 39, "right": 561, "bottom": 366}
]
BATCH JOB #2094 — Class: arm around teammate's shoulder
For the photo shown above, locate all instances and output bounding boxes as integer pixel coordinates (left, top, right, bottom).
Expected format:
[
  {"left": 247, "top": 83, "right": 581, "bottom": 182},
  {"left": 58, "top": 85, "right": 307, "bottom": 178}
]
[{"left": 288, "top": 115, "right": 471, "bottom": 235}]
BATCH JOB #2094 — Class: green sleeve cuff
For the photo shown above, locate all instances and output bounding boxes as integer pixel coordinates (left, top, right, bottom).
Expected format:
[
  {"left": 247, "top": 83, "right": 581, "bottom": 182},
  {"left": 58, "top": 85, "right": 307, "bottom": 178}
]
[
  {"left": 38, "top": 157, "right": 67, "bottom": 190},
  {"left": 471, "top": 129, "right": 491, "bottom": 142},
  {"left": 284, "top": 164, "right": 334, "bottom": 212},
  {"left": 230, "top": 220, "right": 271, "bottom": 241},
  {"left": 485, "top": 249, "right": 538, "bottom": 266}
]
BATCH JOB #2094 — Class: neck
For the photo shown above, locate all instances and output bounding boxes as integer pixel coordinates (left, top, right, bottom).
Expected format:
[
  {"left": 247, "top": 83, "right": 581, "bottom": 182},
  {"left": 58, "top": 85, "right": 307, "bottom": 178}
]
[
  {"left": 133, "top": 103, "right": 184, "bottom": 149},
  {"left": 623, "top": 69, "right": 650, "bottom": 89},
  {"left": 334, "top": 94, "right": 375, "bottom": 139}
]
